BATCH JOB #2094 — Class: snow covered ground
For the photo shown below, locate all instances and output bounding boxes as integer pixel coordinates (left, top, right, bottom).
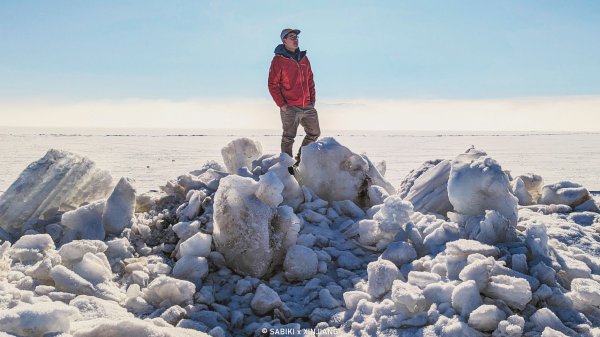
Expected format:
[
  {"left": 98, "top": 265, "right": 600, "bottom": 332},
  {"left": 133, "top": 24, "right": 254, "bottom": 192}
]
[
  {"left": 1, "top": 135, "right": 600, "bottom": 337},
  {"left": 1, "top": 127, "right": 599, "bottom": 194}
]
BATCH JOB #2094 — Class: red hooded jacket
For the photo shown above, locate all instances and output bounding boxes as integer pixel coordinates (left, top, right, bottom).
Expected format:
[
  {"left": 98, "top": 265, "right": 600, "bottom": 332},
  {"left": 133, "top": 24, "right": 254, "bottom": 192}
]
[{"left": 268, "top": 44, "right": 315, "bottom": 108}]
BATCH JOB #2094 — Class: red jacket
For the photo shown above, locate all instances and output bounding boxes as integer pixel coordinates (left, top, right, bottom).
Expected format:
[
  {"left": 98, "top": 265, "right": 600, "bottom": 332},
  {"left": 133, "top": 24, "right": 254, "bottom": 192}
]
[{"left": 268, "top": 45, "right": 315, "bottom": 107}]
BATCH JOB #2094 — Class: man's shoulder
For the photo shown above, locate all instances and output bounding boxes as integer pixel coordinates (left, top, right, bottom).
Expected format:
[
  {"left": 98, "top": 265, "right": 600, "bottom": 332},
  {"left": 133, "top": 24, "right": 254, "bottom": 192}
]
[{"left": 272, "top": 54, "right": 287, "bottom": 62}]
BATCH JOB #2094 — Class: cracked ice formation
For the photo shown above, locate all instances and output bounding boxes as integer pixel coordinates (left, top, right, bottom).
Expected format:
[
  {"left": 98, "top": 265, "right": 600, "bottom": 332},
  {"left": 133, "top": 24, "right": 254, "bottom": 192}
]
[
  {"left": 400, "top": 159, "right": 453, "bottom": 216},
  {"left": 0, "top": 149, "right": 113, "bottom": 235}
]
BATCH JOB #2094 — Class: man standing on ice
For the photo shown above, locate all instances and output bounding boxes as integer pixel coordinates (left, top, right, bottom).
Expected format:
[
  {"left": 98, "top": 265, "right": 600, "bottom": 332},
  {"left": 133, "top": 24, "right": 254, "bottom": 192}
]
[{"left": 268, "top": 28, "right": 320, "bottom": 175}]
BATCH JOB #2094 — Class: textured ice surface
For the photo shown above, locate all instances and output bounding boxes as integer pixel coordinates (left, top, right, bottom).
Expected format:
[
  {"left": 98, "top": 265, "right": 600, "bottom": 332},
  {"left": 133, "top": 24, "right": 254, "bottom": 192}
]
[
  {"left": 452, "top": 280, "right": 482, "bottom": 316},
  {"left": 448, "top": 148, "right": 518, "bottom": 242},
  {"left": 255, "top": 171, "right": 284, "bottom": 208},
  {"left": 570, "top": 278, "right": 600, "bottom": 308},
  {"left": 179, "top": 232, "right": 212, "bottom": 258},
  {"left": 143, "top": 275, "right": 195, "bottom": 307},
  {"left": 72, "top": 252, "right": 113, "bottom": 284},
  {"left": 71, "top": 317, "right": 210, "bottom": 337},
  {"left": 412, "top": 212, "right": 460, "bottom": 255},
  {"left": 512, "top": 173, "right": 543, "bottom": 206},
  {"left": 50, "top": 264, "right": 95, "bottom": 294},
  {"left": 2, "top": 140, "right": 600, "bottom": 337},
  {"left": 381, "top": 241, "right": 417, "bottom": 267},
  {"left": 250, "top": 284, "right": 282, "bottom": 315},
  {"left": 0, "top": 301, "right": 79, "bottom": 336},
  {"left": 70, "top": 295, "right": 133, "bottom": 321},
  {"left": 483, "top": 275, "right": 532, "bottom": 310},
  {"left": 220, "top": 137, "right": 263, "bottom": 174},
  {"left": 366, "top": 259, "right": 399, "bottom": 298},
  {"left": 358, "top": 195, "right": 413, "bottom": 249},
  {"left": 0, "top": 149, "right": 113, "bottom": 235},
  {"left": 401, "top": 159, "right": 453, "bottom": 215},
  {"left": 10, "top": 233, "right": 55, "bottom": 263},
  {"left": 61, "top": 200, "right": 106, "bottom": 241},
  {"left": 296, "top": 137, "right": 395, "bottom": 206},
  {"left": 102, "top": 177, "right": 136, "bottom": 234},
  {"left": 264, "top": 153, "right": 304, "bottom": 210},
  {"left": 445, "top": 239, "right": 500, "bottom": 257},
  {"left": 172, "top": 256, "right": 208, "bottom": 287},
  {"left": 468, "top": 304, "right": 507, "bottom": 331},
  {"left": 391, "top": 279, "right": 427, "bottom": 313},
  {"left": 540, "top": 181, "right": 593, "bottom": 208},
  {"left": 283, "top": 244, "right": 318, "bottom": 281},
  {"left": 493, "top": 315, "right": 525, "bottom": 337},
  {"left": 212, "top": 175, "right": 300, "bottom": 277}
]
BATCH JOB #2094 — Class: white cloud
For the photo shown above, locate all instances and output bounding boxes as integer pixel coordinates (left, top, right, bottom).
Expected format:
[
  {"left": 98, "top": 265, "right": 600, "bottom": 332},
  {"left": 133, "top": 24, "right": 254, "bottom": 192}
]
[{"left": 1, "top": 95, "right": 599, "bottom": 131}]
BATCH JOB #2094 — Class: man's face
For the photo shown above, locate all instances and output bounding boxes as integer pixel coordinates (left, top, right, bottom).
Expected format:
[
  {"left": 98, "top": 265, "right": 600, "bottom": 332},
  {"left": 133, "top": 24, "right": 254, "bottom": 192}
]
[{"left": 283, "top": 33, "right": 299, "bottom": 51}]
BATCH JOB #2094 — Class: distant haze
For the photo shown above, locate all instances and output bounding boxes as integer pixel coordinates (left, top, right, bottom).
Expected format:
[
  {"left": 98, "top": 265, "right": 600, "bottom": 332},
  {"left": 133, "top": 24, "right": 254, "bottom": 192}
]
[{"left": 1, "top": 96, "right": 600, "bottom": 131}]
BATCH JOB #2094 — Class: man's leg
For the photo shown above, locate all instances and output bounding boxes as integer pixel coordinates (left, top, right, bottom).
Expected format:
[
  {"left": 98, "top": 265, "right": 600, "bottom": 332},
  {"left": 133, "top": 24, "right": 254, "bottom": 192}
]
[
  {"left": 297, "top": 106, "right": 321, "bottom": 162},
  {"left": 280, "top": 107, "right": 300, "bottom": 158}
]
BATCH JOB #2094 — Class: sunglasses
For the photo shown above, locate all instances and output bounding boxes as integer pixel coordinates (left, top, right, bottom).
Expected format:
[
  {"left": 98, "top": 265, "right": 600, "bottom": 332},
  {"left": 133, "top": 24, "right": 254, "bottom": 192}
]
[{"left": 286, "top": 35, "right": 299, "bottom": 40}]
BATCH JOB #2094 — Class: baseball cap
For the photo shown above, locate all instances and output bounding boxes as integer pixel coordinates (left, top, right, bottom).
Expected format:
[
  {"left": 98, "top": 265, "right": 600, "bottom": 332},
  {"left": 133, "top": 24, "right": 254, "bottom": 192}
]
[{"left": 280, "top": 28, "right": 301, "bottom": 41}]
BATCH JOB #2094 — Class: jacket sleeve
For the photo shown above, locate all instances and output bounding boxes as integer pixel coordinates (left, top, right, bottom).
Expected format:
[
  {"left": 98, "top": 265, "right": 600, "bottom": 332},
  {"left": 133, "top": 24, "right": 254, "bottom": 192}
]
[
  {"left": 268, "top": 56, "right": 286, "bottom": 107},
  {"left": 307, "top": 58, "right": 316, "bottom": 105}
]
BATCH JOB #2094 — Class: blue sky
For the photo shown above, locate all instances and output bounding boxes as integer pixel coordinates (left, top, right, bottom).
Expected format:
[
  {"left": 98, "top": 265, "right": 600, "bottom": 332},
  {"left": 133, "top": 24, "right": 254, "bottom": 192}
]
[{"left": 1, "top": 1, "right": 599, "bottom": 130}]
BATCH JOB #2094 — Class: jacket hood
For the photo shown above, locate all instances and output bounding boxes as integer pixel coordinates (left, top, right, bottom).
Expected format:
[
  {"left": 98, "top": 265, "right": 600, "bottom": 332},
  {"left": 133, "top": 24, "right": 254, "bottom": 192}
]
[{"left": 274, "top": 44, "right": 306, "bottom": 62}]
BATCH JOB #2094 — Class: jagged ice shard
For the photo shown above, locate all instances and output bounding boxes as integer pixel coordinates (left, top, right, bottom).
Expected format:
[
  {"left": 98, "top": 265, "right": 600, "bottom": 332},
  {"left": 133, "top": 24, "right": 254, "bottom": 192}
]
[{"left": 0, "top": 149, "right": 113, "bottom": 237}]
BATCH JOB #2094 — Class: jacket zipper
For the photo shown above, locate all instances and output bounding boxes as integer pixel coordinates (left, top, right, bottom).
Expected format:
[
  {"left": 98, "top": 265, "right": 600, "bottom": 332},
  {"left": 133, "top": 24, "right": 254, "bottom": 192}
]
[{"left": 297, "top": 61, "right": 306, "bottom": 105}]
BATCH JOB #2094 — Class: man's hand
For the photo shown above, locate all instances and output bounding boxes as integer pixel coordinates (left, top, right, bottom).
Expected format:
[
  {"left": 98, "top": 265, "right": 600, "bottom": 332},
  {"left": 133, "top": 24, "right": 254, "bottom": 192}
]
[{"left": 280, "top": 104, "right": 288, "bottom": 112}]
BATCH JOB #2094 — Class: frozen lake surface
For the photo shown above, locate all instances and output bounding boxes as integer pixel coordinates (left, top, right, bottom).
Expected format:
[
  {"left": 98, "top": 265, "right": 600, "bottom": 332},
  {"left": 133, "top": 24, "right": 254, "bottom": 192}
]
[{"left": 1, "top": 127, "right": 599, "bottom": 194}]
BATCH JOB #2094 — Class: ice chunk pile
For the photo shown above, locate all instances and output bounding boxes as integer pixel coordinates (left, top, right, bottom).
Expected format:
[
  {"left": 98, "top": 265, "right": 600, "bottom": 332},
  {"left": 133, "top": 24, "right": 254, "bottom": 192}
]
[
  {"left": 0, "top": 233, "right": 206, "bottom": 336},
  {"left": 330, "top": 205, "right": 599, "bottom": 335},
  {"left": 1, "top": 138, "right": 600, "bottom": 337},
  {"left": 330, "top": 232, "right": 600, "bottom": 336},
  {"left": 0, "top": 149, "right": 113, "bottom": 236}
]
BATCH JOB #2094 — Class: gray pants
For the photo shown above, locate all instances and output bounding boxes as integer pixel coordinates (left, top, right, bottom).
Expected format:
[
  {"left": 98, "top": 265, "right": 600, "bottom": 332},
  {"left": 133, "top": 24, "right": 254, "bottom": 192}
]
[{"left": 280, "top": 105, "right": 321, "bottom": 162}]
